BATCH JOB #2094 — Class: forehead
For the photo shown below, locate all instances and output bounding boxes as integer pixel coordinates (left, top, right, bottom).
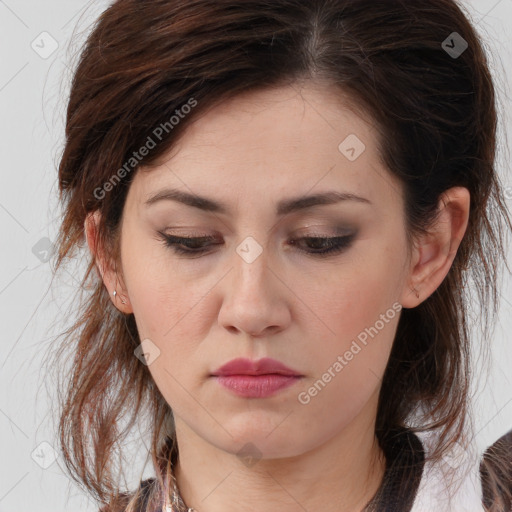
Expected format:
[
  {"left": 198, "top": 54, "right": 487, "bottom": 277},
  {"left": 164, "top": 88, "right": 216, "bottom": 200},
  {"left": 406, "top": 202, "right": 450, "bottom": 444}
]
[{"left": 127, "top": 83, "right": 403, "bottom": 216}]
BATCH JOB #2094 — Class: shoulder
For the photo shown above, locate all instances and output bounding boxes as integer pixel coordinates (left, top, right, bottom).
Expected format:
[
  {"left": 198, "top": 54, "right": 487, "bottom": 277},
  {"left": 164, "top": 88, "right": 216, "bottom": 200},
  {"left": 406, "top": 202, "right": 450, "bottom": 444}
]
[
  {"left": 98, "top": 478, "right": 156, "bottom": 512},
  {"left": 411, "top": 429, "right": 512, "bottom": 512},
  {"left": 480, "top": 428, "right": 512, "bottom": 511},
  {"left": 411, "top": 431, "right": 485, "bottom": 512}
]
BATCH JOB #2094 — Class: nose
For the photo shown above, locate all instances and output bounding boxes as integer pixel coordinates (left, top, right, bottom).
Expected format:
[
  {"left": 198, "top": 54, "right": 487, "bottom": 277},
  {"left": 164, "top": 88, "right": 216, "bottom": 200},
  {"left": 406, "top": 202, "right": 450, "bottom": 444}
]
[{"left": 217, "top": 244, "right": 291, "bottom": 338}]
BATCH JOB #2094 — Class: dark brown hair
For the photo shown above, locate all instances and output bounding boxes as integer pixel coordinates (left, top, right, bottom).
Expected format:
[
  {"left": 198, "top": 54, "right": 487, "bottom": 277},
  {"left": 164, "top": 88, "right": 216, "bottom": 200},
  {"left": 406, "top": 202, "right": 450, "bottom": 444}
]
[{"left": 48, "top": 0, "right": 512, "bottom": 510}]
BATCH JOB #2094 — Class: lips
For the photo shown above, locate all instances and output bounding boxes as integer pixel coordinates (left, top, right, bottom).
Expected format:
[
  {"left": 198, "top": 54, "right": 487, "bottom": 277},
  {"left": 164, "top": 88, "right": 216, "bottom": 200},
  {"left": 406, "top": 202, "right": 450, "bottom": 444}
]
[
  {"left": 211, "top": 357, "right": 302, "bottom": 377},
  {"left": 213, "top": 374, "right": 301, "bottom": 398}
]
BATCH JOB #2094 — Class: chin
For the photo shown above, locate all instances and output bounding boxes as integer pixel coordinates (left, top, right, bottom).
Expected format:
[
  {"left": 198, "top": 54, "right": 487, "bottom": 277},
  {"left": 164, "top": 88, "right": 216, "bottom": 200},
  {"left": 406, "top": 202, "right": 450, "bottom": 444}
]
[{"left": 210, "top": 421, "right": 309, "bottom": 460}]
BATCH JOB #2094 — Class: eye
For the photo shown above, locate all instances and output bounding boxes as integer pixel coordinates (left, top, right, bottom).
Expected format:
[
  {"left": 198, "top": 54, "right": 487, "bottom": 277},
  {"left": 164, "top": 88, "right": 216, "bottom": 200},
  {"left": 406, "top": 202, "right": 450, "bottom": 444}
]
[
  {"left": 289, "top": 234, "right": 356, "bottom": 255},
  {"left": 157, "top": 233, "right": 219, "bottom": 255},
  {"left": 156, "top": 232, "right": 356, "bottom": 257}
]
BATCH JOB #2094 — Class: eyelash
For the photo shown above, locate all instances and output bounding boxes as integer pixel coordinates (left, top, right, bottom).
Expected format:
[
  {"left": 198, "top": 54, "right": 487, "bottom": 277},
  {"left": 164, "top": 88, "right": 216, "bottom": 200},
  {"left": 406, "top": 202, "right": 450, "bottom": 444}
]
[{"left": 156, "top": 232, "right": 356, "bottom": 257}]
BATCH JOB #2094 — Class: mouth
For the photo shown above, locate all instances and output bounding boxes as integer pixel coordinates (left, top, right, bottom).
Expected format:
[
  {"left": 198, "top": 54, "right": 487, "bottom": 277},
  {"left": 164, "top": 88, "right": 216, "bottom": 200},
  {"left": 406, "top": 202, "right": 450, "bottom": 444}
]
[{"left": 210, "top": 357, "right": 304, "bottom": 398}]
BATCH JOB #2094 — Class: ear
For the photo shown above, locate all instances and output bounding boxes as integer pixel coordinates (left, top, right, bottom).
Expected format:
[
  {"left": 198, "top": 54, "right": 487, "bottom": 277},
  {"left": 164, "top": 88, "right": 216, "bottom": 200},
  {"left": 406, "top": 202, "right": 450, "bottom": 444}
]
[
  {"left": 400, "top": 186, "right": 470, "bottom": 309},
  {"left": 84, "top": 210, "right": 133, "bottom": 314}
]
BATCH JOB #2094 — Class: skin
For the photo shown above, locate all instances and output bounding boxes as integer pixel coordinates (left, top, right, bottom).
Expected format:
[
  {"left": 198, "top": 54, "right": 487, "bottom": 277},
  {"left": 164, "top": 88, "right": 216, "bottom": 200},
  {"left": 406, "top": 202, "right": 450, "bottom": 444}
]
[{"left": 85, "top": 82, "right": 470, "bottom": 512}]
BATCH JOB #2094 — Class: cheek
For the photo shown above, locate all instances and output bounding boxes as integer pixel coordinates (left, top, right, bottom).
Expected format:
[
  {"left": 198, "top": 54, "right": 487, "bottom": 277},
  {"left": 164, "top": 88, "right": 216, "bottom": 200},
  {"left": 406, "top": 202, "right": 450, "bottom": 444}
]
[
  {"left": 121, "top": 238, "right": 196, "bottom": 336},
  {"left": 126, "top": 264, "right": 209, "bottom": 409},
  {"left": 123, "top": 256, "right": 218, "bottom": 393},
  {"left": 310, "top": 254, "right": 402, "bottom": 350},
  {"left": 297, "top": 292, "right": 398, "bottom": 427},
  {"left": 299, "top": 248, "right": 404, "bottom": 405}
]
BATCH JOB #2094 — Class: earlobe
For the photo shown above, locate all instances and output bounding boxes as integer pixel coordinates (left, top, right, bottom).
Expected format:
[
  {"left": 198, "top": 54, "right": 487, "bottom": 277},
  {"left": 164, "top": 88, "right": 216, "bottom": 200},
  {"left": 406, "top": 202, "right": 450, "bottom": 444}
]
[{"left": 400, "top": 187, "right": 470, "bottom": 309}]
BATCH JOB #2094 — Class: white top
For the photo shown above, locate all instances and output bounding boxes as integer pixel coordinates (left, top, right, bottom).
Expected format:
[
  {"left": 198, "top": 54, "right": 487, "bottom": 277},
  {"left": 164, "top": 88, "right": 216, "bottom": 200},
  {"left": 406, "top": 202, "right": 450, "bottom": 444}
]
[{"left": 411, "top": 431, "right": 485, "bottom": 512}]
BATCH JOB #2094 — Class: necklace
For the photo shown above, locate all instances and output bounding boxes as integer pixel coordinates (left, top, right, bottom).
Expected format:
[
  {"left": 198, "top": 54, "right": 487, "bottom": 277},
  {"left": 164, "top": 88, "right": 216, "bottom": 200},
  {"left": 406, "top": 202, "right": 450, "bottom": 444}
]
[{"left": 163, "top": 468, "right": 196, "bottom": 512}]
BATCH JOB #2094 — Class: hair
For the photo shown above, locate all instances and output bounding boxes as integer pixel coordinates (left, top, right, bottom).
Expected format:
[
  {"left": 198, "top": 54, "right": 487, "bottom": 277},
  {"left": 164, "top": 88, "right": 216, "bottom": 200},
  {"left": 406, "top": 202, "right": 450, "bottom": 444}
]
[{"left": 48, "top": 0, "right": 512, "bottom": 510}]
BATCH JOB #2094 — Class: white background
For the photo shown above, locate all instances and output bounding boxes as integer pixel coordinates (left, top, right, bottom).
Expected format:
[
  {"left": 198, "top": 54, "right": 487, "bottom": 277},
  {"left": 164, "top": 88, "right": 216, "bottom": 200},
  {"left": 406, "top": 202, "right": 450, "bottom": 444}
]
[{"left": 0, "top": 1, "right": 511, "bottom": 511}]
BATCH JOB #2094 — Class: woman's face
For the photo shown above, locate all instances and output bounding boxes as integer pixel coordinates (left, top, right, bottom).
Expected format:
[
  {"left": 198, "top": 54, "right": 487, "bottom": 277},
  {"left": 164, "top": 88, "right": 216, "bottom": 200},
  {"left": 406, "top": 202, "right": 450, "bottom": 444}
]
[{"left": 116, "top": 83, "right": 415, "bottom": 458}]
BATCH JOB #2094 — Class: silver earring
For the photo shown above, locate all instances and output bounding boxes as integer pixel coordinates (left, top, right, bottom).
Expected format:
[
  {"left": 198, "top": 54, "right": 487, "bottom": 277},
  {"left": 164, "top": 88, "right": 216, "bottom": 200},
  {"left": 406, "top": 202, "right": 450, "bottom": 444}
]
[{"left": 113, "top": 290, "right": 127, "bottom": 304}]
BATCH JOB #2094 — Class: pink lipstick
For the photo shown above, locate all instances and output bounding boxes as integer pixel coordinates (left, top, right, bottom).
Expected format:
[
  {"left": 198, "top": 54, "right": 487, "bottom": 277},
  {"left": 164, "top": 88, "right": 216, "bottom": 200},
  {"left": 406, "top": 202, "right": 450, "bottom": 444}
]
[{"left": 210, "top": 357, "right": 303, "bottom": 398}]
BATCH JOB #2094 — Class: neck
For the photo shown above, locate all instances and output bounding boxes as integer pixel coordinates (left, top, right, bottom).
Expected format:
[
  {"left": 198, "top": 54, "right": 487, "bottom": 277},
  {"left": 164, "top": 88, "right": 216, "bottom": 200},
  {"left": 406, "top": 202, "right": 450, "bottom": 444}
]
[{"left": 172, "top": 395, "right": 386, "bottom": 512}]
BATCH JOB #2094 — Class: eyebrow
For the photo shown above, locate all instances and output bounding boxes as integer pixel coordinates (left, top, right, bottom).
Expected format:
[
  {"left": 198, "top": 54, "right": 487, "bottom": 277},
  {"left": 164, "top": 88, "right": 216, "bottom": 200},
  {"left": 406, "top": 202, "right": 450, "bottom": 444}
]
[{"left": 144, "top": 188, "right": 372, "bottom": 215}]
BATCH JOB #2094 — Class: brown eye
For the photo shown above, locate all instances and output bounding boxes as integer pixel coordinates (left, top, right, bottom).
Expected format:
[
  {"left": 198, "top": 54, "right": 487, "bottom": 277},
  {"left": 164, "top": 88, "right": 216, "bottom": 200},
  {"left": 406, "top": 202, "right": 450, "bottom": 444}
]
[
  {"left": 158, "top": 233, "right": 219, "bottom": 255},
  {"left": 288, "top": 234, "right": 356, "bottom": 256}
]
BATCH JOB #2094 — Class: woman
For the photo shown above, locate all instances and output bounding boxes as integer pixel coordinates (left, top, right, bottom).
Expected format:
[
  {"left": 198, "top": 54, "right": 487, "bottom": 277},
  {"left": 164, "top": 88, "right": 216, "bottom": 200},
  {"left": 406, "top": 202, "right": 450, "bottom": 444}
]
[{"left": 49, "top": 0, "right": 512, "bottom": 510}]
